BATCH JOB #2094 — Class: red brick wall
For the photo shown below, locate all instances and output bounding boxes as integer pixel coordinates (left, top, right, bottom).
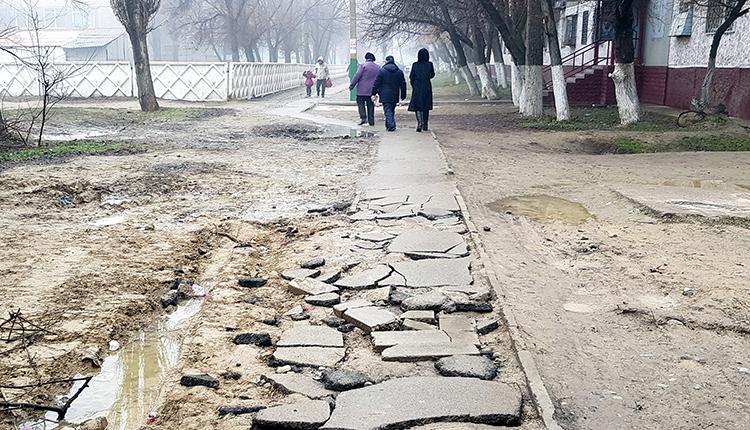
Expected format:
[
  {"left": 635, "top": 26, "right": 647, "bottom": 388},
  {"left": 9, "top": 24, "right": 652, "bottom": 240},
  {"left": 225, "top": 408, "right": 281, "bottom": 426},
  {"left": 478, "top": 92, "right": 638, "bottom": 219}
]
[
  {"left": 663, "top": 67, "right": 750, "bottom": 120},
  {"left": 637, "top": 66, "right": 668, "bottom": 105}
]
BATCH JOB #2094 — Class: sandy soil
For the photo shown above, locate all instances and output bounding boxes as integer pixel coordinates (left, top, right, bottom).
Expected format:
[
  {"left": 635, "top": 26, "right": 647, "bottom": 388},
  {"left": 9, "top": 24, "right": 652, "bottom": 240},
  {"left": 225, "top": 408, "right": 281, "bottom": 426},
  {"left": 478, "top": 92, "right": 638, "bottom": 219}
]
[
  {"left": 431, "top": 104, "right": 750, "bottom": 430},
  {"left": 0, "top": 93, "right": 373, "bottom": 428}
]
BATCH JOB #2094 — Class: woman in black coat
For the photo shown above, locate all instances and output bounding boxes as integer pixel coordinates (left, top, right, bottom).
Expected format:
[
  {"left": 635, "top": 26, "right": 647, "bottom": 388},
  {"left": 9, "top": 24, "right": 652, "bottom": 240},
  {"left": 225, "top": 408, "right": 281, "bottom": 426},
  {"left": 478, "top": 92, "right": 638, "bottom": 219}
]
[{"left": 408, "top": 48, "right": 435, "bottom": 132}]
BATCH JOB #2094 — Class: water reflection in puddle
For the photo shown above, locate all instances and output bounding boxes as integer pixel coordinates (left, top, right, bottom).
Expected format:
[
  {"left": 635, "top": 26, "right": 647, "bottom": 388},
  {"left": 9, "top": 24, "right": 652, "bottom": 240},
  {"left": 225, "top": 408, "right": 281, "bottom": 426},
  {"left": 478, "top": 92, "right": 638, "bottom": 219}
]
[
  {"left": 22, "top": 299, "right": 202, "bottom": 430},
  {"left": 488, "top": 195, "right": 592, "bottom": 224}
]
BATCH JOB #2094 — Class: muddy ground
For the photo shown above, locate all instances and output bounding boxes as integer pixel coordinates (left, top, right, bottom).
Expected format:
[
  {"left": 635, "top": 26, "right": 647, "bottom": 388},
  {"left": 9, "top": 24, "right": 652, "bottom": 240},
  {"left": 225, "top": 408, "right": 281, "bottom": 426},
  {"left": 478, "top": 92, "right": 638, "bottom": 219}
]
[
  {"left": 425, "top": 104, "right": 750, "bottom": 430},
  {"left": 0, "top": 92, "right": 374, "bottom": 428}
]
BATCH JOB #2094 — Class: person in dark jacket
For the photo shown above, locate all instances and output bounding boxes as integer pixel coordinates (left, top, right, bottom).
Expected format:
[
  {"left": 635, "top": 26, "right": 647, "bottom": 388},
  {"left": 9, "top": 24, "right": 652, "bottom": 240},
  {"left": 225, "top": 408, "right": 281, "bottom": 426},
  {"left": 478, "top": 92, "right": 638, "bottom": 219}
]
[
  {"left": 408, "top": 48, "right": 435, "bottom": 132},
  {"left": 371, "top": 55, "right": 407, "bottom": 132},
  {"left": 349, "top": 52, "right": 380, "bottom": 126}
]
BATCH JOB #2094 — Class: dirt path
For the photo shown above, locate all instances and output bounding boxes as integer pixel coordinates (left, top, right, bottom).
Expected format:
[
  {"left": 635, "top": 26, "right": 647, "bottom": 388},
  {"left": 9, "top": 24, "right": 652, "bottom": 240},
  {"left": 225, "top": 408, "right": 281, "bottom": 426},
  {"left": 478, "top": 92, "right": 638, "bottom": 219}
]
[{"left": 432, "top": 107, "right": 750, "bottom": 430}]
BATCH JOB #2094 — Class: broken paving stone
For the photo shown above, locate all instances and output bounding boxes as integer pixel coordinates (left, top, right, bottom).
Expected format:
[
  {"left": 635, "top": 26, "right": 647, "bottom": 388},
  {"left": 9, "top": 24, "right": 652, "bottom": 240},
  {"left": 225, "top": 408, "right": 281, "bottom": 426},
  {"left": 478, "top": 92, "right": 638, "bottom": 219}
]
[
  {"left": 389, "top": 258, "right": 472, "bottom": 288},
  {"left": 277, "top": 325, "right": 344, "bottom": 347},
  {"left": 381, "top": 342, "right": 480, "bottom": 361},
  {"left": 337, "top": 323, "right": 355, "bottom": 333},
  {"left": 238, "top": 277, "right": 267, "bottom": 288},
  {"left": 288, "top": 278, "right": 340, "bottom": 296},
  {"left": 399, "top": 310, "right": 436, "bottom": 323},
  {"left": 401, "top": 291, "right": 449, "bottom": 311},
  {"left": 320, "top": 369, "right": 370, "bottom": 391},
  {"left": 281, "top": 268, "right": 321, "bottom": 281},
  {"left": 290, "top": 313, "right": 310, "bottom": 321},
  {"left": 371, "top": 330, "right": 450, "bottom": 351},
  {"left": 402, "top": 319, "right": 438, "bottom": 331},
  {"left": 217, "top": 405, "right": 266, "bottom": 416},
  {"left": 334, "top": 265, "right": 392, "bottom": 290},
  {"left": 322, "top": 376, "right": 521, "bottom": 429},
  {"left": 254, "top": 398, "right": 331, "bottom": 430},
  {"left": 359, "top": 286, "right": 392, "bottom": 303},
  {"left": 388, "top": 231, "right": 467, "bottom": 258},
  {"left": 355, "top": 231, "right": 396, "bottom": 242},
  {"left": 317, "top": 270, "right": 341, "bottom": 284},
  {"left": 349, "top": 210, "right": 377, "bottom": 221},
  {"left": 272, "top": 347, "right": 346, "bottom": 367},
  {"left": 453, "top": 301, "right": 493, "bottom": 313},
  {"left": 439, "top": 315, "right": 475, "bottom": 333},
  {"left": 333, "top": 299, "right": 373, "bottom": 318},
  {"left": 180, "top": 374, "right": 219, "bottom": 388},
  {"left": 301, "top": 257, "right": 326, "bottom": 269},
  {"left": 417, "top": 208, "right": 456, "bottom": 220},
  {"left": 322, "top": 316, "right": 347, "bottom": 328},
  {"left": 233, "top": 333, "right": 272, "bottom": 347},
  {"left": 476, "top": 318, "right": 499, "bottom": 335},
  {"left": 265, "top": 372, "right": 334, "bottom": 399},
  {"left": 435, "top": 355, "right": 498, "bottom": 380},
  {"left": 343, "top": 306, "right": 399, "bottom": 333},
  {"left": 388, "top": 288, "right": 411, "bottom": 305},
  {"left": 305, "top": 293, "right": 341, "bottom": 307}
]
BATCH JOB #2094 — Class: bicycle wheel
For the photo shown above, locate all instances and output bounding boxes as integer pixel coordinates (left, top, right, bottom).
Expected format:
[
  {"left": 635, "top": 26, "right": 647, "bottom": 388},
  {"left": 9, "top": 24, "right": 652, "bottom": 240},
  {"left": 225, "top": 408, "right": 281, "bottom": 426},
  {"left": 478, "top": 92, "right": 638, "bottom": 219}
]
[{"left": 677, "top": 111, "right": 706, "bottom": 127}]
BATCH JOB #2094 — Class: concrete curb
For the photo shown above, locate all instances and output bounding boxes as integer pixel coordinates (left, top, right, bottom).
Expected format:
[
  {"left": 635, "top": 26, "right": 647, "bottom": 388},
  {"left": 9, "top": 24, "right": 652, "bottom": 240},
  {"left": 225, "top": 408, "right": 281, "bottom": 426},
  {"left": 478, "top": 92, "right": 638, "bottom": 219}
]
[{"left": 429, "top": 130, "right": 565, "bottom": 430}]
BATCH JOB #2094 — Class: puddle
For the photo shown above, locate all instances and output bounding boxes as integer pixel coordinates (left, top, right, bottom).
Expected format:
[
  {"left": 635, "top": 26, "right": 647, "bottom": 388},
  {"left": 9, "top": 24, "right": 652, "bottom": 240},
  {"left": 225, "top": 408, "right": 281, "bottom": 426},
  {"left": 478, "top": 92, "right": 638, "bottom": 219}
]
[
  {"left": 488, "top": 195, "right": 592, "bottom": 224},
  {"left": 21, "top": 299, "right": 203, "bottom": 430},
  {"left": 44, "top": 128, "right": 114, "bottom": 141}
]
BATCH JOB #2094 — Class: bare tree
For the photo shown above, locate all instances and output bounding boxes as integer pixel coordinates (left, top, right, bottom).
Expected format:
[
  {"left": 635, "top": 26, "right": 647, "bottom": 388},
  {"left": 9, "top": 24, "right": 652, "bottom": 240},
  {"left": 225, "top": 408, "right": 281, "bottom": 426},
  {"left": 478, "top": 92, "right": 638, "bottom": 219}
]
[
  {"left": 111, "top": 0, "right": 161, "bottom": 112},
  {"left": 541, "top": 0, "right": 570, "bottom": 120},
  {"left": 687, "top": 0, "right": 748, "bottom": 110},
  {"left": 522, "top": 0, "right": 544, "bottom": 117},
  {"left": 607, "top": 0, "right": 640, "bottom": 125}
]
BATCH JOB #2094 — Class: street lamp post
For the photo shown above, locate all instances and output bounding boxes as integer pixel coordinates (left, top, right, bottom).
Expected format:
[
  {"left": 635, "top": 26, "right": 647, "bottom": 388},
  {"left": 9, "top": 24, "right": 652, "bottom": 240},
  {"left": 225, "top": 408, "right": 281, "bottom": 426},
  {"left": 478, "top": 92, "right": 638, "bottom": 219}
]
[{"left": 349, "top": 0, "right": 357, "bottom": 102}]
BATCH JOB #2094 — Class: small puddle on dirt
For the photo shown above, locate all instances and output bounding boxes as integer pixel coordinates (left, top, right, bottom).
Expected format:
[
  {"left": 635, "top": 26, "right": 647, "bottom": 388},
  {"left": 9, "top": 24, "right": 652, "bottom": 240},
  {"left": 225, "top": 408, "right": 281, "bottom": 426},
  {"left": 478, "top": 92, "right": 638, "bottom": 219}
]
[
  {"left": 488, "top": 195, "right": 592, "bottom": 224},
  {"left": 22, "top": 299, "right": 203, "bottom": 430}
]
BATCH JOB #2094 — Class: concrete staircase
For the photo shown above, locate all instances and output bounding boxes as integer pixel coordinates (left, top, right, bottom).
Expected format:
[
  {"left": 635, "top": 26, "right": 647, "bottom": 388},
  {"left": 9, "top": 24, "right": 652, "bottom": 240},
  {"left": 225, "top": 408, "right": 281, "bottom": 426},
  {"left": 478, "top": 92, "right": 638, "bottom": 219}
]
[{"left": 543, "top": 64, "right": 616, "bottom": 106}]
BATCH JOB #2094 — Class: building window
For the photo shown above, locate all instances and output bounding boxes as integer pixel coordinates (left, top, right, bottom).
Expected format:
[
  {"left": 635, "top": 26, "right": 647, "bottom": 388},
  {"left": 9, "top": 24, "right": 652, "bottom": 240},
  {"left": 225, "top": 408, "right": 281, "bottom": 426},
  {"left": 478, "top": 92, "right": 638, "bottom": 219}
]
[
  {"left": 72, "top": 10, "right": 88, "bottom": 29},
  {"left": 706, "top": 0, "right": 737, "bottom": 33},
  {"left": 564, "top": 14, "right": 578, "bottom": 47},
  {"left": 581, "top": 11, "right": 589, "bottom": 45}
]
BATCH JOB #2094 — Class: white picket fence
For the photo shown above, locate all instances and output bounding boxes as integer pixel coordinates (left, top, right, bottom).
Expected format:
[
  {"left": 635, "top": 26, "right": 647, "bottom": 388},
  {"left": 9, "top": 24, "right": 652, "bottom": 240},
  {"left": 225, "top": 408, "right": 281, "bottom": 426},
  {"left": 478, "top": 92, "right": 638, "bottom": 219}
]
[{"left": 0, "top": 62, "right": 349, "bottom": 101}]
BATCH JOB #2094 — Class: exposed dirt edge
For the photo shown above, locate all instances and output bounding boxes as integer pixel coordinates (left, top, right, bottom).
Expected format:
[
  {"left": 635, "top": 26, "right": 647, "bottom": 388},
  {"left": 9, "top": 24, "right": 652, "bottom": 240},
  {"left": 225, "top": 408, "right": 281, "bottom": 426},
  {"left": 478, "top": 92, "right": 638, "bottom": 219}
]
[{"left": 429, "top": 130, "right": 562, "bottom": 430}]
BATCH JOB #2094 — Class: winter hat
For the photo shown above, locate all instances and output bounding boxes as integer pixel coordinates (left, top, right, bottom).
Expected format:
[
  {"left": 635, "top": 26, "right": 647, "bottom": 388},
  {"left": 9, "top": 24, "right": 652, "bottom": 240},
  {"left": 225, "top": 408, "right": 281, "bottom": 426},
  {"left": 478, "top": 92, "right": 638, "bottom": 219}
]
[
  {"left": 365, "top": 52, "right": 375, "bottom": 61},
  {"left": 385, "top": 55, "right": 394, "bottom": 64},
  {"left": 317, "top": 57, "right": 324, "bottom": 62}
]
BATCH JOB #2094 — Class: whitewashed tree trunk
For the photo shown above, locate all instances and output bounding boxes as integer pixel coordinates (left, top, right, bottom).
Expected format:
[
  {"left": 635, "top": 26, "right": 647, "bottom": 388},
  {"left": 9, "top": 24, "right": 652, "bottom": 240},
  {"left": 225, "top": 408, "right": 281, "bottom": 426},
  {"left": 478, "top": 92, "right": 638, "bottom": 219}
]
[
  {"left": 468, "top": 62, "right": 478, "bottom": 79},
  {"left": 460, "top": 65, "right": 480, "bottom": 96},
  {"left": 476, "top": 63, "right": 500, "bottom": 99},
  {"left": 609, "top": 62, "right": 640, "bottom": 125},
  {"left": 495, "top": 61, "right": 508, "bottom": 88},
  {"left": 454, "top": 69, "right": 462, "bottom": 84},
  {"left": 521, "top": 65, "right": 543, "bottom": 117},
  {"left": 511, "top": 63, "right": 524, "bottom": 107},
  {"left": 550, "top": 65, "right": 570, "bottom": 121}
]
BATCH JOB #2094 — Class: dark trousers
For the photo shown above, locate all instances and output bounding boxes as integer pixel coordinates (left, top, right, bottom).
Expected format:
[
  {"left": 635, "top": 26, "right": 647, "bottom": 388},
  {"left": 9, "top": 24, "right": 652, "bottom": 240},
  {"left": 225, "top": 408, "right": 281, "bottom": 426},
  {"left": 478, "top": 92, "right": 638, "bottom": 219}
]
[
  {"left": 383, "top": 103, "right": 396, "bottom": 130},
  {"left": 305, "top": 85, "right": 312, "bottom": 97},
  {"left": 316, "top": 79, "right": 326, "bottom": 97},
  {"left": 357, "top": 95, "right": 375, "bottom": 125},
  {"left": 415, "top": 111, "right": 430, "bottom": 130}
]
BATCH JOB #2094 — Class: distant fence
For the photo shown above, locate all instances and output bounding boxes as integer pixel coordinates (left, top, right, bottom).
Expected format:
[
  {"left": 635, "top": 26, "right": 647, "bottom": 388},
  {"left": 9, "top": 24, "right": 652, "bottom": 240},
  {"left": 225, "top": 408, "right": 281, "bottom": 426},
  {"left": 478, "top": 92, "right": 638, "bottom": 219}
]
[{"left": 0, "top": 62, "right": 349, "bottom": 101}]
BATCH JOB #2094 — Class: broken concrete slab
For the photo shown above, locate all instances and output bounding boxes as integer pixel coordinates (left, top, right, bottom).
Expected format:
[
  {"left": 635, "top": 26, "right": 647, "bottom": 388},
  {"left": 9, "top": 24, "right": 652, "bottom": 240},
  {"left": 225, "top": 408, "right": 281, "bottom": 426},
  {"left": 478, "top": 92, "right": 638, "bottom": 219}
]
[
  {"left": 233, "top": 333, "right": 272, "bottom": 347},
  {"left": 320, "top": 369, "right": 370, "bottom": 391},
  {"left": 317, "top": 270, "right": 341, "bottom": 284},
  {"left": 381, "top": 342, "right": 480, "bottom": 361},
  {"left": 401, "top": 291, "right": 449, "bottom": 311},
  {"left": 399, "top": 310, "right": 436, "bottom": 323},
  {"left": 321, "top": 316, "right": 347, "bottom": 328},
  {"left": 444, "top": 330, "right": 480, "bottom": 346},
  {"left": 288, "top": 278, "right": 339, "bottom": 296},
  {"left": 217, "top": 405, "right": 266, "bottom": 416},
  {"left": 238, "top": 277, "right": 267, "bottom": 288},
  {"left": 417, "top": 208, "right": 456, "bottom": 220},
  {"left": 389, "top": 258, "right": 472, "bottom": 288},
  {"left": 614, "top": 184, "right": 750, "bottom": 219},
  {"left": 334, "top": 265, "right": 392, "bottom": 290},
  {"left": 254, "top": 398, "right": 331, "bottom": 430},
  {"left": 355, "top": 231, "right": 396, "bottom": 242},
  {"left": 304, "top": 293, "right": 340, "bottom": 307},
  {"left": 342, "top": 306, "right": 399, "bottom": 333},
  {"left": 301, "top": 257, "right": 325, "bottom": 269},
  {"left": 321, "top": 377, "right": 521, "bottom": 429},
  {"left": 371, "top": 330, "right": 450, "bottom": 351},
  {"left": 180, "top": 374, "right": 219, "bottom": 388},
  {"left": 358, "top": 286, "right": 392, "bottom": 303},
  {"left": 333, "top": 299, "right": 373, "bottom": 318},
  {"left": 402, "top": 319, "right": 438, "bottom": 331},
  {"left": 272, "top": 347, "right": 345, "bottom": 367},
  {"left": 452, "top": 300, "right": 493, "bottom": 313},
  {"left": 439, "top": 315, "right": 475, "bottom": 333},
  {"left": 277, "top": 325, "right": 344, "bottom": 347},
  {"left": 476, "top": 318, "right": 500, "bottom": 335},
  {"left": 421, "top": 193, "right": 461, "bottom": 212},
  {"left": 281, "top": 268, "right": 321, "bottom": 281},
  {"left": 349, "top": 210, "right": 377, "bottom": 221},
  {"left": 435, "top": 355, "right": 498, "bottom": 380},
  {"left": 265, "top": 372, "right": 334, "bottom": 399},
  {"left": 388, "top": 231, "right": 467, "bottom": 258}
]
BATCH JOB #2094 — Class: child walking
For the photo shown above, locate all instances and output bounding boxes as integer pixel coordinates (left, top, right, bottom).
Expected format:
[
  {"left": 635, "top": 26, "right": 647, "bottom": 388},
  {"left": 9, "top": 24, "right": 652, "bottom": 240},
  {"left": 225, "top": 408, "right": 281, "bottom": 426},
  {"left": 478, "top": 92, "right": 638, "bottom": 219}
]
[{"left": 303, "top": 70, "right": 315, "bottom": 98}]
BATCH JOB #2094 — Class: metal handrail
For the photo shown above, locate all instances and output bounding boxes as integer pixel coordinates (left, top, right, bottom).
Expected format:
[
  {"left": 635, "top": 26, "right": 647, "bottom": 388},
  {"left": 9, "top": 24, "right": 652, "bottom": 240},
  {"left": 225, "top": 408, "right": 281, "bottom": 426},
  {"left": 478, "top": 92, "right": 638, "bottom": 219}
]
[{"left": 542, "top": 40, "right": 614, "bottom": 90}]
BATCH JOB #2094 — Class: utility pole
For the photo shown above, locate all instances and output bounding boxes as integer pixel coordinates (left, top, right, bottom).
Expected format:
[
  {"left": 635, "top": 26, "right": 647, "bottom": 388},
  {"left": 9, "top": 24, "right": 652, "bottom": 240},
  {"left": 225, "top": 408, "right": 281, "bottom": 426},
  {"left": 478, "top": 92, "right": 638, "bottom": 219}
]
[{"left": 349, "top": 0, "right": 357, "bottom": 101}]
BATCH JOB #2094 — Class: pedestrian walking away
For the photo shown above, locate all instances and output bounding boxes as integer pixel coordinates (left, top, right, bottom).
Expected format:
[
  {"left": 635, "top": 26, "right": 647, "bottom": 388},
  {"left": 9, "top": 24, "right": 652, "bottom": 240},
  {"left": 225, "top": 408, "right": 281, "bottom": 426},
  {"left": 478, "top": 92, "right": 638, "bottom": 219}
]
[
  {"left": 408, "top": 48, "right": 435, "bottom": 132},
  {"left": 303, "top": 69, "right": 315, "bottom": 98},
  {"left": 349, "top": 52, "right": 381, "bottom": 126},
  {"left": 371, "top": 55, "right": 407, "bottom": 132},
  {"left": 314, "top": 57, "right": 330, "bottom": 98}
]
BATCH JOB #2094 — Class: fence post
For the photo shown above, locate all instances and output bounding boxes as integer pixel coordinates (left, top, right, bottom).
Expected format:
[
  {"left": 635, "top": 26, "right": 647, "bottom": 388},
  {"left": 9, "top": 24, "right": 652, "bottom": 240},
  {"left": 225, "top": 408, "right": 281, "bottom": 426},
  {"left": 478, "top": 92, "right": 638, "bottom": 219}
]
[
  {"left": 129, "top": 62, "right": 135, "bottom": 98},
  {"left": 226, "top": 62, "right": 232, "bottom": 101}
]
